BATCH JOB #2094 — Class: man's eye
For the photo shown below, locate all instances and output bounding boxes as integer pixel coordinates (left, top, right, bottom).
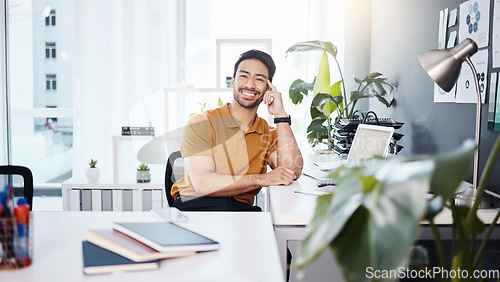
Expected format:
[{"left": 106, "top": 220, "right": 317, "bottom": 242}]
[{"left": 239, "top": 74, "right": 247, "bottom": 78}]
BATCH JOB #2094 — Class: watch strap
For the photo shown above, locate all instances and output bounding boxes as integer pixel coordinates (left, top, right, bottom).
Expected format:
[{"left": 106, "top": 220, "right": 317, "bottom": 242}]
[{"left": 274, "top": 115, "right": 291, "bottom": 125}]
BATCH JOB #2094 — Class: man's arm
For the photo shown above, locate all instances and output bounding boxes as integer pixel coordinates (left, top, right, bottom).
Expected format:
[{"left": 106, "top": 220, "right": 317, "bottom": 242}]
[
  {"left": 264, "top": 81, "right": 303, "bottom": 178},
  {"left": 185, "top": 156, "right": 295, "bottom": 197}
]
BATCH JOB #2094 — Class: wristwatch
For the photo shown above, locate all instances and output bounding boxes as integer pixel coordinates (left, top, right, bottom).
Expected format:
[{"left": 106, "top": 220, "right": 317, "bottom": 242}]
[{"left": 274, "top": 115, "right": 291, "bottom": 125}]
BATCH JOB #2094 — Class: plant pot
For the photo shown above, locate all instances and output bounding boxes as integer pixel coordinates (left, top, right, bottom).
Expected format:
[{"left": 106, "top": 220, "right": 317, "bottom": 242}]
[
  {"left": 137, "top": 171, "right": 151, "bottom": 183},
  {"left": 86, "top": 167, "right": 100, "bottom": 183}
]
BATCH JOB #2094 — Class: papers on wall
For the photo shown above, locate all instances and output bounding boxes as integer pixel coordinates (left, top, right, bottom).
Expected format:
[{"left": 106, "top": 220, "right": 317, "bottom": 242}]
[
  {"left": 449, "top": 8, "right": 458, "bottom": 27},
  {"left": 488, "top": 73, "right": 498, "bottom": 127},
  {"left": 447, "top": 31, "right": 458, "bottom": 48},
  {"left": 456, "top": 49, "right": 488, "bottom": 103},
  {"left": 459, "top": 0, "right": 491, "bottom": 48},
  {"left": 488, "top": 72, "right": 500, "bottom": 131},
  {"left": 435, "top": 8, "right": 456, "bottom": 103},
  {"left": 438, "top": 8, "right": 449, "bottom": 49},
  {"left": 434, "top": 84, "right": 456, "bottom": 103}
]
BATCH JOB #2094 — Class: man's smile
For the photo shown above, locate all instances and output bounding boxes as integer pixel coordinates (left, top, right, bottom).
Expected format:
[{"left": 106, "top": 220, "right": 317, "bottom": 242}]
[{"left": 241, "top": 89, "right": 260, "bottom": 99}]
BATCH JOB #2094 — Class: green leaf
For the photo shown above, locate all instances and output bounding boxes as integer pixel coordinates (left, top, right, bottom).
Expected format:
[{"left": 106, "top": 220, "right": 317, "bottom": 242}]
[
  {"left": 311, "top": 93, "right": 334, "bottom": 109},
  {"left": 331, "top": 95, "right": 343, "bottom": 105},
  {"left": 313, "top": 52, "right": 331, "bottom": 96},
  {"left": 289, "top": 79, "right": 313, "bottom": 105},
  {"left": 330, "top": 80, "right": 342, "bottom": 98},
  {"left": 310, "top": 105, "right": 326, "bottom": 119},
  {"left": 307, "top": 118, "right": 328, "bottom": 141},
  {"left": 337, "top": 159, "right": 432, "bottom": 281},
  {"left": 298, "top": 158, "right": 434, "bottom": 282},
  {"left": 285, "top": 40, "right": 338, "bottom": 58},
  {"left": 454, "top": 205, "right": 486, "bottom": 236},
  {"left": 350, "top": 90, "right": 371, "bottom": 102},
  {"left": 365, "top": 72, "right": 383, "bottom": 80},
  {"left": 296, "top": 181, "right": 364, "bottom": 269},
  {"left": 410, "top": 140, "right": 476, "bottom": 203},
  {"left": 217, "top": 97, "right": 223, "bottom": 107},
  {"left": 322, "top": 100, "right": 336, "bottom": 116}
]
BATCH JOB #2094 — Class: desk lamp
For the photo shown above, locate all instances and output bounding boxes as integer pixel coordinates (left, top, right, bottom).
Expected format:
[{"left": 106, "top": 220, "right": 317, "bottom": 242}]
[{"left": 418, "top": 38, "right": 498, "bottom": 208}]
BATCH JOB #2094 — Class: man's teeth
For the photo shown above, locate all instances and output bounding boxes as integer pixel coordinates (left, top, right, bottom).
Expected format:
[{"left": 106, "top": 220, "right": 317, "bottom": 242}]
[{"left": 243, "top": 91, "right": 255, "bottom": 97}]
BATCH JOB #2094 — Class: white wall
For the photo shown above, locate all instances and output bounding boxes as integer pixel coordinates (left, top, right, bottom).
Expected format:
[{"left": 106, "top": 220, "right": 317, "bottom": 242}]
[{"left": 1, "top": 0, "right": 9, "bottom": 165}]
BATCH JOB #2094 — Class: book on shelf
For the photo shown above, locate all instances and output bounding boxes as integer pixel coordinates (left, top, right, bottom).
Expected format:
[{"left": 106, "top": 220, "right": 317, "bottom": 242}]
[
  {"left": 113, "top": 221, "right": 219, "bottom": 253},
  {"left": 87, "top": 229, "right": 195, "bottom": 262},
  {"left": 81, "top": 241, "right": 159, "bottom": 275},
  {"left": 121, "top": 126, "right": 155, "bottom": 136}
]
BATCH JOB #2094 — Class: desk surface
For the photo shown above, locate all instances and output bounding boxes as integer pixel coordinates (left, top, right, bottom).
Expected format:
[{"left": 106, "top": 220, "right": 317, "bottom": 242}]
[
  {"left": 3, "top": 211, "right": 284, "bottom": 282},
  {"left": 269, "top": 175, "right": 500, "bottom": 227}
]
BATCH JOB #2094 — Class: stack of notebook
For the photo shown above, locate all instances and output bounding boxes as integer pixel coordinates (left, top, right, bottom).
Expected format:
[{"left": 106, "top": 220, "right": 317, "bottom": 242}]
[{"left": 81, "top": 217, "right": 219, "bottom": 275}]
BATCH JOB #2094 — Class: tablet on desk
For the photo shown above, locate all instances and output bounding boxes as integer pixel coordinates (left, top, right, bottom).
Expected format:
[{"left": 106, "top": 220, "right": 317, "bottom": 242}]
[{"left": 150, "top": 207, "right": 188, "bottom": 222}]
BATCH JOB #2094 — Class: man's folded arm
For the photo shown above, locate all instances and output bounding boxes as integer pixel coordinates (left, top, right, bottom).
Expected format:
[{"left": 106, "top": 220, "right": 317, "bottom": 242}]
[{"left": 185, "top": 156, "right": 295, "bottom": 197}]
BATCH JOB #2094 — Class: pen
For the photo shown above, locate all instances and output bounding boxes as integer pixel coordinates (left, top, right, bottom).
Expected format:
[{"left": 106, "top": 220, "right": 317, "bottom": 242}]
[
  {"left": 0, "top": 185, "right": 15, "bottom": 263},
  {"left": 293, "top": 190, "right": 320, "bottom": 196},
  {"left": 14, "top": 197, "right": 31, "bottom": 266}
]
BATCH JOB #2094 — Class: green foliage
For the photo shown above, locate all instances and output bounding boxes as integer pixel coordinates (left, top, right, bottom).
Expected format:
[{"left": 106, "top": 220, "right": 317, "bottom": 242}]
[
  {"left": 88, "top": 159, "right": 97, "bottom": 168},
  {"left": 137, "top": 163, "right": 150, "bottom": 171},
  {"left": 286, "top": 40, "right": 396, "bottom": 148},
  {"left": 295, "top": 139, "right": 500, "bottom": 282},
  {"left": 189, "top": 97, "right": 224, "bottom": 117}
]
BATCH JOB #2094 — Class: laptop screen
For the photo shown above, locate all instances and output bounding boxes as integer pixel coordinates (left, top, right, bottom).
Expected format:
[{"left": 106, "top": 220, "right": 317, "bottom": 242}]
[{"left": 346, "top": 124, "right": 394, "bottom": 162}]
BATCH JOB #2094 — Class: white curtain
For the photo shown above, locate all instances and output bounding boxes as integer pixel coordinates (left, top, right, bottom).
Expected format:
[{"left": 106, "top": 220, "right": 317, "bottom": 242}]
[{"left": 72, "top": 0, "right": 178, "bottom": 180}]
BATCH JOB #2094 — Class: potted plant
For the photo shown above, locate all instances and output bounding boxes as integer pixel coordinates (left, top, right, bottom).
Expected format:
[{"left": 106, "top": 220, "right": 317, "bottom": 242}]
[
  {"left": 295, "top": 136, "right": 500, "bottom": 282},
  {"left": 86, "top": 159, "right": 100, "bottom": 183},
  {"left": 286, "top": 40, "right": 396, "bottom": 150},
  {"left": 136, "top": 163, "right": 151, "bottom": 183}
]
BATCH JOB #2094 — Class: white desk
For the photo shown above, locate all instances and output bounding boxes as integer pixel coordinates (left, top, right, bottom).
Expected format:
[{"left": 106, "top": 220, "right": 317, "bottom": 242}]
[
  {"left": 2, "top": 211, "right": 284, "bottom": 282},
  {"left": 268, "top": 175, "right": 500, "bottom": 276},
  {"left": 268, "top": 176, "right": 319, "bottom": 273}
]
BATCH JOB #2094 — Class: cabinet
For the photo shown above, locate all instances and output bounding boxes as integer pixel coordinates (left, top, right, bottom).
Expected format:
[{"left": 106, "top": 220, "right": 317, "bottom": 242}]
[{"left": 61, "top": 178, "right": 166, "bottom": 211}]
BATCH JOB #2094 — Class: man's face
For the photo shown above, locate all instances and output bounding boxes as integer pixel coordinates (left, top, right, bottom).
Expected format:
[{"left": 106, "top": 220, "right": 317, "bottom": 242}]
[{"left": 231, "top": 59, "right": 269, "bottom": 109}]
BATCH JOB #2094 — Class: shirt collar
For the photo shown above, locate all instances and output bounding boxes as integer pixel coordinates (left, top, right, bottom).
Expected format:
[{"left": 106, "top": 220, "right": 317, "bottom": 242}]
[{"left": 220, "top": 103, "right": 264, "bottom": 134}]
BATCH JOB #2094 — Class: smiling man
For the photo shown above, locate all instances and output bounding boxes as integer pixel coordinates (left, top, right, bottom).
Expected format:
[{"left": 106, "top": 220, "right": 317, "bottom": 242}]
[{"left": 171, "top": 49, "right": 303, "bottom": 211}]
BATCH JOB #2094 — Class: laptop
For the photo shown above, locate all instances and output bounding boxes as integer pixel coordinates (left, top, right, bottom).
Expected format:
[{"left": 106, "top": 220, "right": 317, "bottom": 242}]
[{"left": 304, "top": 124, "right": 395, "bottom": 181}]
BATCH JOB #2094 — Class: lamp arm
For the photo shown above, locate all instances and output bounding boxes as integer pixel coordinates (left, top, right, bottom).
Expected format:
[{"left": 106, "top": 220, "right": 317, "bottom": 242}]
[{"left": 464, "top": 57, "right": 481, "bottom": 191}]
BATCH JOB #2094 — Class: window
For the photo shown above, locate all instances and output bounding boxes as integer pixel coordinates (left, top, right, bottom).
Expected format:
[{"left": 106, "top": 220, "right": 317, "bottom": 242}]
[
  {"left": 45, "top": 42, "right": 56, "bottom": 58},
  {"left": 46, "top": 74, "right": 57, "bottom": 90},
  {"left": 45, "top": 9, "right": 56, "bottom": 26}
]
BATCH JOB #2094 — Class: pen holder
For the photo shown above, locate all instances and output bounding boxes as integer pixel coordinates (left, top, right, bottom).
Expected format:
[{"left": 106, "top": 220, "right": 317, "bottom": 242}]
[{"left": 0, "top": 216, "right": 32, "bottom": 270}]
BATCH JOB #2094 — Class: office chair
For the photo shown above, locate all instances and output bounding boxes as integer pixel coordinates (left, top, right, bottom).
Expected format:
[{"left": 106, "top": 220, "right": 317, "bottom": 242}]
[
  {"left": 0, "top": 165, "right": 34, "bottom": 211},
  {"left": 164, "top": 151, "right": 182, "bottom": 207}
]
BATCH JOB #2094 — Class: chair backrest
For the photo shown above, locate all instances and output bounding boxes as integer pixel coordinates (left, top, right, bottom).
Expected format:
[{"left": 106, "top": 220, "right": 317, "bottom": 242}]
[
  {"left": 164, "top": 151, "right": 182, "bottom": 207},
  {"left": 0, "top": 165, "right": 34, "bottom": 210}
]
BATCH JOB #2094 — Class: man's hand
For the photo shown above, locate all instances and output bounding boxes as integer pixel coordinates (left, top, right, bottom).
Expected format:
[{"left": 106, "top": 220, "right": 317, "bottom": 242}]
[
  {"left": 260, "top": 167, "right": 295, "bottom": 186},
  {"left": 263, "top": 80, "right": 287, "bottom": 117}
]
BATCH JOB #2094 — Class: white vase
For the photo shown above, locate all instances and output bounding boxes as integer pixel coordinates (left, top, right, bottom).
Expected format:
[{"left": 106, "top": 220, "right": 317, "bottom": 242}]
[{"left": 86, "top": 167, "right": 100, "bottom": 183}]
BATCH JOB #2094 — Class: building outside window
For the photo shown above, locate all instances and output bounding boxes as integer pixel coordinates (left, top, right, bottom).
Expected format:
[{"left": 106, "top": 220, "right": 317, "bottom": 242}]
[
  {"left": 46, "top": 74, "right": 56, "bottom": 90},
  {"left": 45, "top": 9, "right": 56, "bottom": 26},
  {"left": 45, "top": 42, "right": 56, "bottom": 58}
]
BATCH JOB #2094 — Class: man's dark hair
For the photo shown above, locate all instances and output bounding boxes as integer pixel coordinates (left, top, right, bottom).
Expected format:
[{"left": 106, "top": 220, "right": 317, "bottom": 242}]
[{"left": 233, "top": 49, "right": 276, "bottom": 82}]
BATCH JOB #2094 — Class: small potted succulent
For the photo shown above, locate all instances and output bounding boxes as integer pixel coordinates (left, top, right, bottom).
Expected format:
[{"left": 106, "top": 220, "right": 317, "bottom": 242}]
[
  {"left": 136, "top": 163, "right": 151, "bottom": 183},
  {"left": 86, "top": 159, "right": 100, "bottom": 183}
]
